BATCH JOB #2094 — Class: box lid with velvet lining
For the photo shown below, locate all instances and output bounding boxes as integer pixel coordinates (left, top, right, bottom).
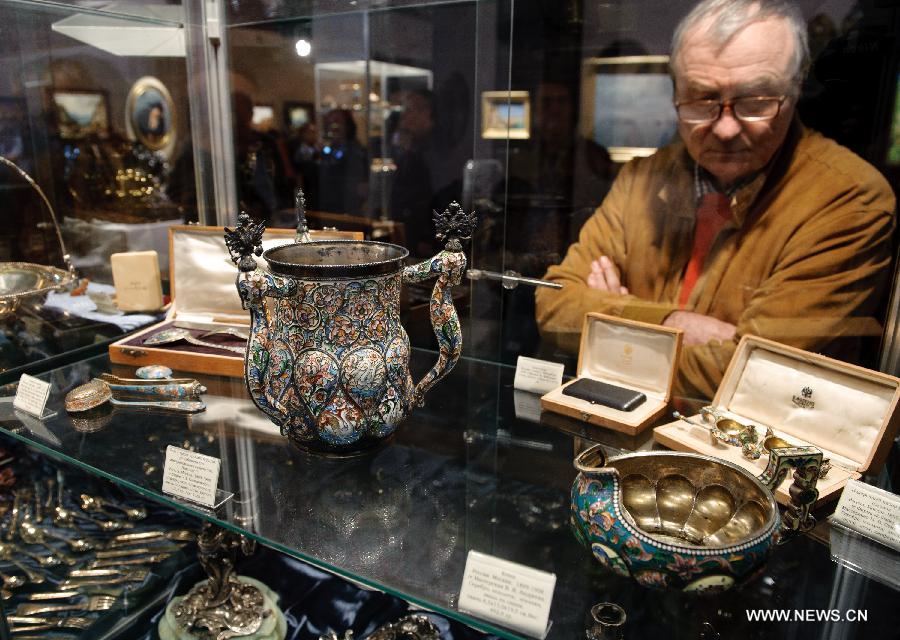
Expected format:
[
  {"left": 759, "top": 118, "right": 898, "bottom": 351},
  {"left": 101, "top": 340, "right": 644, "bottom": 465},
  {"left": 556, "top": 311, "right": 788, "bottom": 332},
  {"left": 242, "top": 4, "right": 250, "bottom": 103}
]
[
  {"left": 167, "top": 225, "right": 295, "bottom": 323},
  {"left": 712, "top": 336, "right": 900, "bottom": 475}
]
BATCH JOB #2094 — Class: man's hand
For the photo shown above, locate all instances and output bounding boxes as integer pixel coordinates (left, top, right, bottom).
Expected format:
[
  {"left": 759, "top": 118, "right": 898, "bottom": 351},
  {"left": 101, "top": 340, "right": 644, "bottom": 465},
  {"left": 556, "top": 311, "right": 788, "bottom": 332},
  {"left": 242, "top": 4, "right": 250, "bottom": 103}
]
[
  {"left": 663, "top": 311, "right": 736, "bottom": 346},
  {"left": 587, "top": 256, "right": 629, "bottom": 294}
]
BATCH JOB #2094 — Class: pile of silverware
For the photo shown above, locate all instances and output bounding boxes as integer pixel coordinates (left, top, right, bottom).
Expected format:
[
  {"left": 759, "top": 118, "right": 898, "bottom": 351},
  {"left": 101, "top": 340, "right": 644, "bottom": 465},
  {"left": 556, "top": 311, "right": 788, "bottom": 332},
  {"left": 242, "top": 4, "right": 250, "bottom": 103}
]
[{"left": 1, "top": 469, "right": 196, "bottom": 634}]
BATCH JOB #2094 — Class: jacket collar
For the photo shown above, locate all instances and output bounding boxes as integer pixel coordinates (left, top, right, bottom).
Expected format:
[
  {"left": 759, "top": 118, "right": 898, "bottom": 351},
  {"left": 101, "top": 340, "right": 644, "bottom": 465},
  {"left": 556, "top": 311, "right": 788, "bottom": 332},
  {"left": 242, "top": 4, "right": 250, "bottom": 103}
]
[{"left": 655, "top": 118, "right": 805, "bottom": 227}]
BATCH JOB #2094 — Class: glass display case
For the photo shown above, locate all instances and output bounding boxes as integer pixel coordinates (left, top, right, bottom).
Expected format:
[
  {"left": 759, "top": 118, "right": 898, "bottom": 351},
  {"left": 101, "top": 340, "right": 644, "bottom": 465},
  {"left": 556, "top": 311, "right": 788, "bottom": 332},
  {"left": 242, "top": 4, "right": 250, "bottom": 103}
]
[
  {"left": 0, "top": 0, "right": 899, "bottom": 637},
  {"left": 1, "top": 352, "right": 899, "bottom": 638},
  {"left": 217, "top": 0, "right": 900, "bottom": 385},
  {"left": 0, "top": 0, "right": 221, "bottom": 379}
]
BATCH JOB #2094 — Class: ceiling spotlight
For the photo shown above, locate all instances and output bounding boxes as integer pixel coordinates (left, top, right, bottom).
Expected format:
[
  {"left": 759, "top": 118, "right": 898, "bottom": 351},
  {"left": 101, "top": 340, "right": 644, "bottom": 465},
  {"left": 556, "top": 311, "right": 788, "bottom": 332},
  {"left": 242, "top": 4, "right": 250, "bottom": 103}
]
[{"left": 295, "top": 38, "right": 312, "bottom": 57}]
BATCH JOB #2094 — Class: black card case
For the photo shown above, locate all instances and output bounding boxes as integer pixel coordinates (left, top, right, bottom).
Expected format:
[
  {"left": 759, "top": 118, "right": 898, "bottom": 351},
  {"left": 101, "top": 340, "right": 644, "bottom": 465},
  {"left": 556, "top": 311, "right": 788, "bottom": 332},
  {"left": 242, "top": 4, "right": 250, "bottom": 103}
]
[{"left": 561, "top": 378, "right": 647, "bottom": 412}]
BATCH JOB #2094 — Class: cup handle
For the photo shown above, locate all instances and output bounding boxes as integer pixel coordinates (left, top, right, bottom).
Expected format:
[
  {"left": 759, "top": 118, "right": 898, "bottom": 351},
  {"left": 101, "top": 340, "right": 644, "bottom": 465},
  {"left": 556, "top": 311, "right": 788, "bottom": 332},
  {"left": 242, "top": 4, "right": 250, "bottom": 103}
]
[
  {"left": 226, "top": 216, "right": 299, "bottom": 429},
  {"left": 402, "top": 248, "right": 467, "bottom": 407},
  {"left": 758, "top": 446, "right": 823, "bottom": 533}
]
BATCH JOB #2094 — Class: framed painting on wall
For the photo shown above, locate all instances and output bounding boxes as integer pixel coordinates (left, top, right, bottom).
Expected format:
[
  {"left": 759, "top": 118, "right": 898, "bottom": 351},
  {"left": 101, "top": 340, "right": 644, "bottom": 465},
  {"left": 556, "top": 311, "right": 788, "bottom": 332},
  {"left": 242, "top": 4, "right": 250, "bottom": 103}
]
[
  {"left": 481, "top": 91, "right": 530, "bottom": 140},
  {"left": 126, "top": 76, "right": 176, "bottom": 152},
  {"left": 251, "top": 104, "right": 276, "bottom": 132},
  {"left": 51, "top": 89, "right": 110, "bottom": 139},
  {"left": 284, "top": 101, "right": 314, "bottom": 130},
  {"left": 580, "top": 55, "right": 678, "bottom": 163}
]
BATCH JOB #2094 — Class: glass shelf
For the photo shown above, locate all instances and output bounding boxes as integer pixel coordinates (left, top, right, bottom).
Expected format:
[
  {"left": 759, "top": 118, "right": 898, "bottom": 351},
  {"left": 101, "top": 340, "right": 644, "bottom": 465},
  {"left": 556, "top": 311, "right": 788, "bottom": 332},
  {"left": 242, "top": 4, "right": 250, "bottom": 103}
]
[
  {"left": 0, "top": 351, "right": 897, "bottom": 638},
  {"left": 3, "top": 0, "right": 184, "bottom": 26}
]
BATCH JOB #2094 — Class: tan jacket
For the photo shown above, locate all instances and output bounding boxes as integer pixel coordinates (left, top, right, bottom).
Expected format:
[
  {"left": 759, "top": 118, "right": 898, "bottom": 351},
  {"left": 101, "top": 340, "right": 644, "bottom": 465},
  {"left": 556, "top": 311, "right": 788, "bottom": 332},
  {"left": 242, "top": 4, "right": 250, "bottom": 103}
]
[{"left": 535, "top": 122, "right": 896, "bottom": 399}]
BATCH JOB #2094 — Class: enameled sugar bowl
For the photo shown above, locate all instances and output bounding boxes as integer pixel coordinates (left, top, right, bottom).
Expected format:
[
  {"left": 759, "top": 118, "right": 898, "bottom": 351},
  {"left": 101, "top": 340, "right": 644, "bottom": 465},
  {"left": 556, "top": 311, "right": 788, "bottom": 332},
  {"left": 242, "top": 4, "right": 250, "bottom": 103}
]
[
  {"left": 571, "top": 445, "right": 822, "bottom": 592},
  {"left": 225, "top": 200, "right": 476, "bottom": 456}
]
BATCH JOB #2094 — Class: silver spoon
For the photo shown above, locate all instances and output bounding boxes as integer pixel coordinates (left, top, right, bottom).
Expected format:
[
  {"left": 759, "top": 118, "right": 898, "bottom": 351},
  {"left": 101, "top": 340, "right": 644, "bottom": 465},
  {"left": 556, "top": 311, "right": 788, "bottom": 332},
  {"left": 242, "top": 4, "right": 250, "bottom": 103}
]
[
  {"left": 32, "top": 483, "right": 42, "bottom": 524},
  {"left": 672, "top": 411, "right": 707, "bottom": 429},
  {"left": 54, "top": 506, "right": 129, "bottom": 532},
  {"left": 199, "top": 326, "right": 249, "bottom": 341},
  {"left": 0, "top": 541, "right": 59, "bottom": 568},
  {"left": 65, "top": 380, "right": 206, "bottom": 414},
  {"left": 50, "top": 470, "right": 101, "bottom": 538},
  {"left": 0, "top": 570, "right": 25, "bottom": 590},
  {"left": 5, "top": 492, "right": 22, "bottom": 542},
  {"left": 143, "top": 327, "right": 245, "bottom": 354},
  {"left": 44, "top": 477, "right": 55, "bottom": 513},
  {"left": 105, "top": 529, "right": 196, "bottom": 548},
  {"left": 0, "top": 546, "right": 45, "bottom": 583},
  {"left": 97, "top": 373, "right": 206, "bottom": 398},
  {"left": 18, "top": 523, "right": 77, "bottom": 565},
  {"left": 24, "top": 525, "right": 93, "bottom": 553},
  {"left": 80, "top": 495, "right": 146, "bottom": 521}
]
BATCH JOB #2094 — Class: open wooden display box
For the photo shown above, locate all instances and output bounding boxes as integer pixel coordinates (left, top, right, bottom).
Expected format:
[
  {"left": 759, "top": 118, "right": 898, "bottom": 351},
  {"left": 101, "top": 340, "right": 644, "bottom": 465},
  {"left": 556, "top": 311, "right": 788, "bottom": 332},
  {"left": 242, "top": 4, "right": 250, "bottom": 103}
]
[
  {"left": 109, "top": 225, "right": 360, "bottom": 378},
  {"left": 654, "top": 335, "right": 900, "bottom": 507},
  {"left": 541, "top": 313, "right": 683, "bottom": 435}
]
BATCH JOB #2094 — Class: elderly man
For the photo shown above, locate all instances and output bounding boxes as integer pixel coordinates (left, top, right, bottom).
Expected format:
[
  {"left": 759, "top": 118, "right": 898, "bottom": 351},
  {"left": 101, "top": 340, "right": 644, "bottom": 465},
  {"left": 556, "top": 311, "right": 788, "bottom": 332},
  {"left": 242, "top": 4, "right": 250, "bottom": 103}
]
[{"left": 535, "top": 0, "right": 895, "bottom": 399}]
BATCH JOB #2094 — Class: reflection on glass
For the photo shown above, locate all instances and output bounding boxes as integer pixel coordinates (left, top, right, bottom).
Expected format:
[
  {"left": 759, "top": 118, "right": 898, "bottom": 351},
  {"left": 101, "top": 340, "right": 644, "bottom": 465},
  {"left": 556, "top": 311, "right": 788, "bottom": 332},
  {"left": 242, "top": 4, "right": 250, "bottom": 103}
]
[
  {"left": 0, "top": 2, "right": 199, "bottom": 374},
  {"left": 52, "top": 91, "right": 110, "bottom": 139},
  {"left": 128, "top": 78, "right": 175, "bottom": 152},
  {"left": 593, "top": 73, "right": 676, "bottom": 150}
]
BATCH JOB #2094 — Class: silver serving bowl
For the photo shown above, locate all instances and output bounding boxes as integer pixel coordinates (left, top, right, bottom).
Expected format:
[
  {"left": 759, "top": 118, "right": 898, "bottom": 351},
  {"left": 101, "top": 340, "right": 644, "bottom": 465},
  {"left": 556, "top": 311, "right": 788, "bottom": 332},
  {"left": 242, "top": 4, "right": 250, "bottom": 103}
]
[
  {"left": 0, "top": 262, "right": 76, "bottom": 320},
  {"left": 571, "top": 448, "right": 794, "bottom": 592},
  {"left": 612, "top": 452, "right": 776, "bottom": 547}
]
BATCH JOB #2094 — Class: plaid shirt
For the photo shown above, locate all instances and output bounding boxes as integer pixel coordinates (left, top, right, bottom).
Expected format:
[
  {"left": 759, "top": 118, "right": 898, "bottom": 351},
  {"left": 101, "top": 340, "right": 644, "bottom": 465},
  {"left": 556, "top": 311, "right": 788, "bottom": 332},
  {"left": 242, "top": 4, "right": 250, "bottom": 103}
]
[{"left": 693, "top": 163, "right": 759, "bottom": 204}]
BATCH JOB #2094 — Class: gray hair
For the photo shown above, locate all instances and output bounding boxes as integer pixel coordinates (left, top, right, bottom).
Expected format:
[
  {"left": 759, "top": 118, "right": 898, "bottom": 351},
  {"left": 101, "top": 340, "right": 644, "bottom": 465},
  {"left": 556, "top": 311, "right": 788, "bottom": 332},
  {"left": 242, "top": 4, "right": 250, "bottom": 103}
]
[{"left": 670, "top": 0, "right": 810, "bottom": 91}]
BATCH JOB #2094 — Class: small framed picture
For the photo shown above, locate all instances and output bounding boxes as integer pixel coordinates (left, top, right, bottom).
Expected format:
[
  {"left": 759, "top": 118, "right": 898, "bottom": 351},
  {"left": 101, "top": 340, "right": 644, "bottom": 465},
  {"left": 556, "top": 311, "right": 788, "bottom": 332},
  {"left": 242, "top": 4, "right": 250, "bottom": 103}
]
[
  {"left": 284, "top": 101, "right": 314, "bottom": 130},
  {"left": 51, "top": 89, "right": 110, "bottom": 139},
  {"left": 251, "top": 104, "right": 276, "bottom": 132},
  {"left": 126, "top": 76, "right": 176, "bottom": 152},
  {"left": 481, "top": 90, "right": 530, "bottom": 140},
  {"left": 580, "top": 55, "right": 678, "bottom": 163}
]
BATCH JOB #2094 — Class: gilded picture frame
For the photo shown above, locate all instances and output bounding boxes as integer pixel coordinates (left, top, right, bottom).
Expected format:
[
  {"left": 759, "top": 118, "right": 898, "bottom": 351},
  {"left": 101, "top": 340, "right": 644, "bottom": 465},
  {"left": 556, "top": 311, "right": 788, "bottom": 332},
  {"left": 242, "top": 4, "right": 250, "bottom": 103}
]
[
  {"left": 481, "top": 90, "right": 530, "bottom": 140},
  {"left": 580, "top": 55, "right": 677, "bottom": 163},
  {"left": 51, "top": 89, "right": 110, "bottom": 139},
  {"left": 126, "top": 76, "right": 175, "bottom": 152}
]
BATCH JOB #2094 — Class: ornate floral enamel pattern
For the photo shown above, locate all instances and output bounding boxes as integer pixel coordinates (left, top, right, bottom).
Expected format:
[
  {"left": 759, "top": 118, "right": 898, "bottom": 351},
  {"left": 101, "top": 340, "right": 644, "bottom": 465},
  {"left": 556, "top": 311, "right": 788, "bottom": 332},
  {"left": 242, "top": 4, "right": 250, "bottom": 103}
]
[
  {"left": 226, "top": 203, "right": 476, "bottom": 455},
  {"left": 570, "top": 446, "right": 822, "bottom": 591}
]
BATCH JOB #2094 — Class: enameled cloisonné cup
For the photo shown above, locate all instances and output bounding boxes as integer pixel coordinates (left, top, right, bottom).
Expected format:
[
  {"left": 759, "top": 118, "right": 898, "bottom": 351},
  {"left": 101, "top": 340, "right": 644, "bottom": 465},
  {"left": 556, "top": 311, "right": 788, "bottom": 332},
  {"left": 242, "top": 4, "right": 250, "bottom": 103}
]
[{"left": 226, "top": 204, "right": 476, "bottom": 456}]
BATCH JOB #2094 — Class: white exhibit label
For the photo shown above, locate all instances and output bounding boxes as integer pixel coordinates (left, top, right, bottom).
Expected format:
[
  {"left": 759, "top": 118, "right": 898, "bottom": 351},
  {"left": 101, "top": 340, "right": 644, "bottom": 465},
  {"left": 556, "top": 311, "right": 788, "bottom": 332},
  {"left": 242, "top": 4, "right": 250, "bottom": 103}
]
[
  {"left": 514, "top": 357, "right": 564, "bottom": 395},
  {"left": 458, "top": 550, "right": 555, "bottom": 638},
  {"left": 832, "top": 479, "right": 900, "bottom": 551},
  {"left": 162, "top": 446, "right": 222, "bottom": 508},
  {"left": 13, "top": 374, "right": 51, "bottom": 418}
]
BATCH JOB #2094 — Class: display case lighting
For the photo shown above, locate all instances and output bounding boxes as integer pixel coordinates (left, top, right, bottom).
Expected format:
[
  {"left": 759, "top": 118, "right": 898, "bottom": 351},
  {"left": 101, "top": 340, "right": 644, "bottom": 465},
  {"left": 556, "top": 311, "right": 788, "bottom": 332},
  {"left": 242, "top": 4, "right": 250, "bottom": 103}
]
[{"left": 295, "top": 38, "right": 312, "bottom": 57}]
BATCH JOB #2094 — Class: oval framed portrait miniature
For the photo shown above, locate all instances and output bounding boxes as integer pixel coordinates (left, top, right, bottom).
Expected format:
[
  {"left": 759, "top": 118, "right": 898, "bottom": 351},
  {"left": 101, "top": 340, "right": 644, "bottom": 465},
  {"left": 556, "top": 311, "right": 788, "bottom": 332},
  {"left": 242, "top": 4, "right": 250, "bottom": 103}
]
[{"left": 126, "top": 76, "right": 175, "bottom": 152}]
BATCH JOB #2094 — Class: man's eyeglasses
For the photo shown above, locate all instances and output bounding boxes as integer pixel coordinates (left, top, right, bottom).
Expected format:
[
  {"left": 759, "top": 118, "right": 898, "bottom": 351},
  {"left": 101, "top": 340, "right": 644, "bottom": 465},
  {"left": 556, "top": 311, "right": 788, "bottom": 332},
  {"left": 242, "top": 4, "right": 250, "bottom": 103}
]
[{"left": 675, "top": 96, "right": 788, "bottom": 124}]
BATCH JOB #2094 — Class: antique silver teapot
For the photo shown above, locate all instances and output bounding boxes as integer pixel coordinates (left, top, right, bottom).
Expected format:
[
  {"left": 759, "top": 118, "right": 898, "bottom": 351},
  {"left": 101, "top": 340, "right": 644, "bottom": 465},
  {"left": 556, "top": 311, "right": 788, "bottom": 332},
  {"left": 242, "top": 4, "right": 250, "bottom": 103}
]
[{"left": 226, "top": 198, "right": 476, "bottom": 455}]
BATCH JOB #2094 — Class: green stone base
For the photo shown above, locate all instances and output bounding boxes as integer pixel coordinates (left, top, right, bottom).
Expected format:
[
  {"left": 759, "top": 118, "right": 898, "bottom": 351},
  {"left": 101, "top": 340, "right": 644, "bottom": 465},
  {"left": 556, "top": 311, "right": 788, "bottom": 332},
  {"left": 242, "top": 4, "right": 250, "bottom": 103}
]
[{"left": 158, "top": 575, "right": 287, "bottom": 640}]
